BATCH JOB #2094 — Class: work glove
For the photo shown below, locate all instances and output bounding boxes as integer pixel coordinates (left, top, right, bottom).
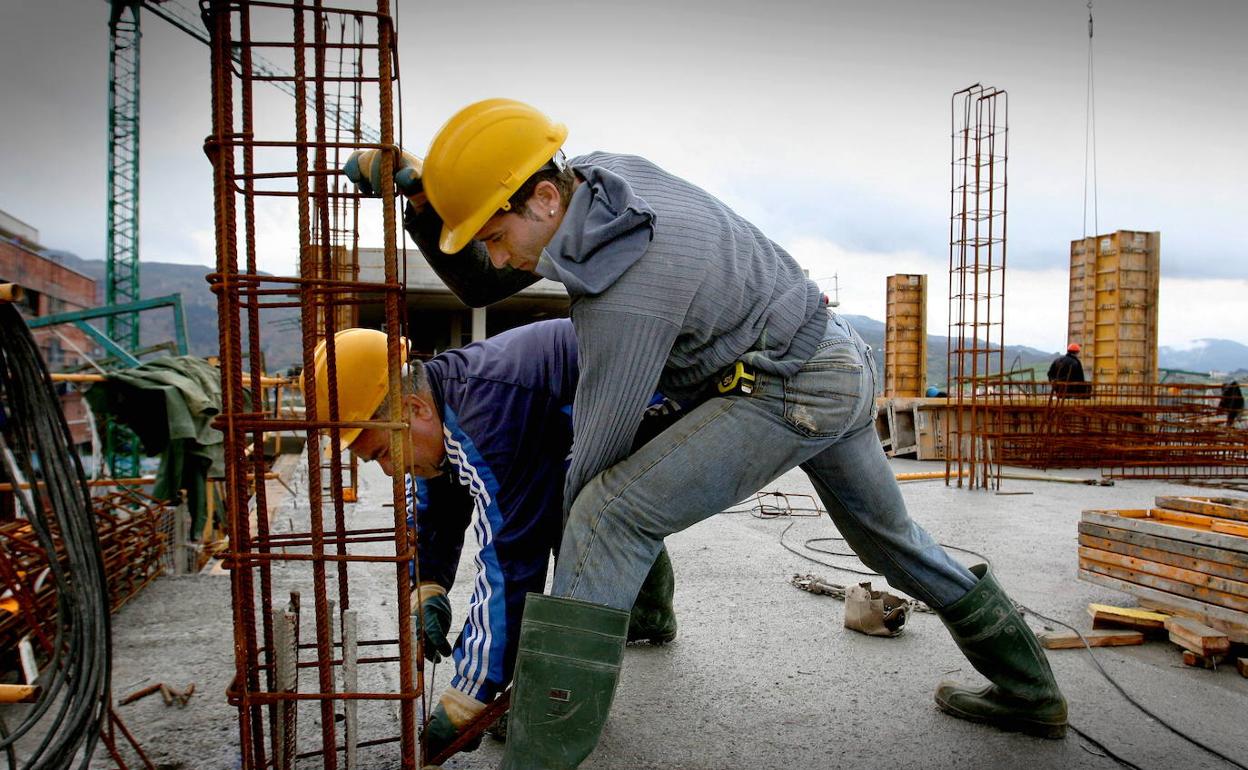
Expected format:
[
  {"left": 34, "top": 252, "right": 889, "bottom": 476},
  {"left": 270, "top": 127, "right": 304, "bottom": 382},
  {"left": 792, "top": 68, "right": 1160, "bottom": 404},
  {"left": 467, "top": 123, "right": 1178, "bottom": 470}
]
[
  {"left": 844, "top": 581, "right": 909, "bottom": 637},
  {"left": 343, "top": 148, "right": 423, "bottom": 198},
  {"left": 412, "top": 583, "right": 453, "bottom": 663},
  {"left": 422, "top": 689, "right": 486, "bottom": 760}
]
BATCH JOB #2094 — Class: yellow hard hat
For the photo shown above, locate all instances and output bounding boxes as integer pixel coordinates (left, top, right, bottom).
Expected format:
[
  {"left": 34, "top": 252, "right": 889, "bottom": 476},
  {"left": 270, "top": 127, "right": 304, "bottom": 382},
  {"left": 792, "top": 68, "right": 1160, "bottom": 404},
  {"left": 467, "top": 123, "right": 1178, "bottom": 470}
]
[
  {"left": 423, "top": 98, "right": 568, "bottom": 254},
  {"left": 302, "top": 328, "right": 407, "bottom": 450}
]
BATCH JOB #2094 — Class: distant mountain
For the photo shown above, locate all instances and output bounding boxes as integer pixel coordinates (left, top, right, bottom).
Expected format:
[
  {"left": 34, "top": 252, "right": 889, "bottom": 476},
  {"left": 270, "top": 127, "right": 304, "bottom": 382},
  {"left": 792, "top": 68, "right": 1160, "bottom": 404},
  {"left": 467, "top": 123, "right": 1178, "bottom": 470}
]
[
  {"left": 45, "top": 252, "right": 302, "bottom": 370},
  {"left": 1158, "top": 339, "right": 1248, "bottom": 376},
  {"left": 841, "top": 313, "right": 1054, "bottom": 390},
  {"left": 847, "top": 313, "right": 1248, "bottom": 387}
]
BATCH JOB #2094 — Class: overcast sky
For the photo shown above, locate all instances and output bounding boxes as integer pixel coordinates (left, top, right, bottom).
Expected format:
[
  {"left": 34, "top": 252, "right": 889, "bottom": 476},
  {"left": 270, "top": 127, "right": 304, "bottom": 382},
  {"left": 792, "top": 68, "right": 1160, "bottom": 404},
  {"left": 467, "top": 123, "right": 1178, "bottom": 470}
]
[{"left": 1, "top": 0, "right": 1244, "bottom": 352}]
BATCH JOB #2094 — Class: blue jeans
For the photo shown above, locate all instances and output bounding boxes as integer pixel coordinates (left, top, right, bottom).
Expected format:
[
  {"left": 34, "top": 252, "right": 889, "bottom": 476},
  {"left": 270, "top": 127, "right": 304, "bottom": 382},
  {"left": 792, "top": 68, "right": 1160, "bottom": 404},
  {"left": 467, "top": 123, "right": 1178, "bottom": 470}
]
[{"left": 552, "top": 313, "right": 977, "bottom": 611}]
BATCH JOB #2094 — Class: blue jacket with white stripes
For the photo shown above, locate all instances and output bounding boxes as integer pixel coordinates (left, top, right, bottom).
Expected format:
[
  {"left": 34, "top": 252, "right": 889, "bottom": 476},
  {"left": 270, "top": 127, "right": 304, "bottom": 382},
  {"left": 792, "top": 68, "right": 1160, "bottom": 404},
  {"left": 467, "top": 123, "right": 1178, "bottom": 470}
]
[{"left": 405, "top": 319, "right": 578, "bottom": 705}]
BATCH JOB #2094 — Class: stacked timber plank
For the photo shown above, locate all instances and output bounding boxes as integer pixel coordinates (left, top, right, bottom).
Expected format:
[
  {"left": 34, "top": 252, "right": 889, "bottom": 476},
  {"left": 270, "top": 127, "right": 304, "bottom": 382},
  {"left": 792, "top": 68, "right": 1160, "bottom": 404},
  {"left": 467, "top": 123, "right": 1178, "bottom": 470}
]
[
  {"left": 1040, "top": 602, "right": 1245, "bottom": 673},
  {"left": 1078, "top": 495, "right": 1248, "bottom": 643}
]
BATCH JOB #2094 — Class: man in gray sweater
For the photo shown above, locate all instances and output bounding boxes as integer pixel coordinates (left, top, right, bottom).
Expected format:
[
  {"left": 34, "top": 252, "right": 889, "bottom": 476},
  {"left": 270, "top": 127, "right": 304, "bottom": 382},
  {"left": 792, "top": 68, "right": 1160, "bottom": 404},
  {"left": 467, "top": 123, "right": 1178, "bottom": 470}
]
[{"left": 350, "top": 98, "right": 1067, "bottom": 769}]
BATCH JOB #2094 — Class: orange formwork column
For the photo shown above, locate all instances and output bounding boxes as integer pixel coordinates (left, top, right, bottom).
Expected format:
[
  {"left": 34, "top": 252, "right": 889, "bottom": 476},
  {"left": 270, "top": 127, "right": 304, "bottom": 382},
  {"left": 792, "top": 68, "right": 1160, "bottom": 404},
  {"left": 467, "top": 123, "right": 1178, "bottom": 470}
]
[
  {"left": 884, "top": 274, "right": 928, "bottom": 398},
  {"left": 1068, "top": 230, "right": 1160, "bottom": 385}
]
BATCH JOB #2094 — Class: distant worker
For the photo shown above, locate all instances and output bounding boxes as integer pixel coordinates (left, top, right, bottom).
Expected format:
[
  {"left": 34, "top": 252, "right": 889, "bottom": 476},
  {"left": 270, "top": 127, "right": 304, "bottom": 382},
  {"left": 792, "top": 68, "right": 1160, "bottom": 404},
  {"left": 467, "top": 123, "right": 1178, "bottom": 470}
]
[
  {"left": 306, "top": 322, "right": 678, "bottom": 759},
  {"left": 1220, "top": 380, "right": 1244, "bottom": 427},
  {"left": 1048, "top": 343, "right": 1088, "bottom": 397}
]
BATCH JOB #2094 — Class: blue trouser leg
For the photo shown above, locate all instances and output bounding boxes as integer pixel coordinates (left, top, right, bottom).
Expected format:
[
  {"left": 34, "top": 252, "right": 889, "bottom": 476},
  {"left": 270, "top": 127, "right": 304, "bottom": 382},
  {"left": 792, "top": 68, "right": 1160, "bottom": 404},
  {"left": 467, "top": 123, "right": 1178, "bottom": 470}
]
[{"left": 553, "top": 314, "right": 975, "bottom": 610}]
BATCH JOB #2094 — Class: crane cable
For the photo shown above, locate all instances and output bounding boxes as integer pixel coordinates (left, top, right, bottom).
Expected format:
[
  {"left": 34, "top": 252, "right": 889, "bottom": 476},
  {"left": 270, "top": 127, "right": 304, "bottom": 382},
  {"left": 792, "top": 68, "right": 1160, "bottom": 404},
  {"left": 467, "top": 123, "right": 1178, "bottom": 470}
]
[{"left": 1082, "top": 0, "right": 1100, "bottom": 239}]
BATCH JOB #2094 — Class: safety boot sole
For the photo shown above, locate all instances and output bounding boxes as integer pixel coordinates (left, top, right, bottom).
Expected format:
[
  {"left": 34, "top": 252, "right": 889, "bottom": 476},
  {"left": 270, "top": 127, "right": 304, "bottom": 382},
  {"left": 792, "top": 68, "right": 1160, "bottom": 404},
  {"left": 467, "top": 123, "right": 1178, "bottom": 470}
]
[
  {"left": 626, "top": 628, "right": 677, "bottom": 645},
  {"left": 935, "top": 683, "right": 1067, "bottom": 740}
]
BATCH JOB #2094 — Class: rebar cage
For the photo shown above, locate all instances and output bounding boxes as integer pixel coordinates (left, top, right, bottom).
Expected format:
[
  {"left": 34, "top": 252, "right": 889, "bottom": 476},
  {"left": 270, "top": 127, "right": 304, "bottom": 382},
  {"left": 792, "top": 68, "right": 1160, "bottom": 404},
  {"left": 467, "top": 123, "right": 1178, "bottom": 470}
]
[
  {"left": 946, "top": 84, "right": 1008, "bottom": 490},
  {"left": 203, "top": 1, "right": 424, "bottom": 767}
]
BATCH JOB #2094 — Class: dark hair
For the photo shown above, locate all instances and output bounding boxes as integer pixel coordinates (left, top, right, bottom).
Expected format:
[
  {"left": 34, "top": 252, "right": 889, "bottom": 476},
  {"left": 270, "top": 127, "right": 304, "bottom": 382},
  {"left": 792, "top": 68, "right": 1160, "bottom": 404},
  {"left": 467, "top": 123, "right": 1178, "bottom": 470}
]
[
  {"left": 505, "top": 161, "right": 576, "bottom": 218},
  {"left": 372, "top": 359, "right": 429, "bottom": 420}
]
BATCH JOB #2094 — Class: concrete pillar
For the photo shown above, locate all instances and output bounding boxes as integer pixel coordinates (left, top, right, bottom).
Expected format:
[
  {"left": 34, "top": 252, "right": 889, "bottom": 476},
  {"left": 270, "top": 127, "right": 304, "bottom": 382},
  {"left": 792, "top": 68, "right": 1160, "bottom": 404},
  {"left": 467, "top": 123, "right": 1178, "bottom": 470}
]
[
  {"left": 342, "top": 610, "right": 359, "bottom": 768},
  {"left": 471, "top": 306, "right": 487, "bottom": 342}
]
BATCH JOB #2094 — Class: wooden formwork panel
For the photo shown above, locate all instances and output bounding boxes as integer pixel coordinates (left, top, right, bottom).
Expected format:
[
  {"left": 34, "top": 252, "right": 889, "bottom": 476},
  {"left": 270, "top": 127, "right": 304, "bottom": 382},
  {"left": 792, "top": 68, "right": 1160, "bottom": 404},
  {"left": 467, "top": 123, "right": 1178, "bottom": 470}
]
[
  {"left": 1078, "top": 499, "right": 1248, "bottom": 642},
  {"left": 884, "top": 274, "right": 927, "bottom": 398},
  {"left": 1068, "top": 231, "right": 1160, "bottom": 385}
]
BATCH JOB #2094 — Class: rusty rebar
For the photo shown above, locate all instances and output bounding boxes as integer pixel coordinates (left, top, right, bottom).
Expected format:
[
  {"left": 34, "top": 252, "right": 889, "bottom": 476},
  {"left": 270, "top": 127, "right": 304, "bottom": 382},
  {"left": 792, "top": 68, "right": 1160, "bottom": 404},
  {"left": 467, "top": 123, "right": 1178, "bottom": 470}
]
[
  {"left": 958, "top": 378, "right": 1248, "bottom": 478},
  {"left": 205, "top": 1, "right": 421, "bottom": 766},
  {"left": 946, "top": 84, "right": 1008, "bottom": 490}
]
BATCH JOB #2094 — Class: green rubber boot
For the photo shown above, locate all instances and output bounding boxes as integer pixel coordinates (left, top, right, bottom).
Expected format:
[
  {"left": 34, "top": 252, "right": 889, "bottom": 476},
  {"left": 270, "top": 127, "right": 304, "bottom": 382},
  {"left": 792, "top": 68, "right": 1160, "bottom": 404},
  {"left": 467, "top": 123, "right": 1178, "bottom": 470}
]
[
  {"left": 935, "top": 564, "right": 1068, "bottom": 739},
  {"left": 628, "top": 546, "right": 677, "bottom": 644},
  {"left": 500, "top": 594, "right": 629, "bottom": 770}
]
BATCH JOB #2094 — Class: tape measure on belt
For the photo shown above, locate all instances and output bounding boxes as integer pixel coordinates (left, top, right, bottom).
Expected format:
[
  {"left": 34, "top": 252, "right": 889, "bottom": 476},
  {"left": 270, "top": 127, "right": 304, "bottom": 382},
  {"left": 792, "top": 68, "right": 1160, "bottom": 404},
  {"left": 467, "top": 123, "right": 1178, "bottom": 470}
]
[{"left": 716, "top": 361, "right": 757, "bottom": 396}]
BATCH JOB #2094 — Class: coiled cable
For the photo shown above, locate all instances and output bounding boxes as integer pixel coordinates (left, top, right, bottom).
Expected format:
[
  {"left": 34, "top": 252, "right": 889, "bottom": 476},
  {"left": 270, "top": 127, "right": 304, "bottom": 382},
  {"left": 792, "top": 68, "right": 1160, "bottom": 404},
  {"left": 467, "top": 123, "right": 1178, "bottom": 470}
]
[{"left": 0, "top": 303, "right": 111, "bottom": 768}]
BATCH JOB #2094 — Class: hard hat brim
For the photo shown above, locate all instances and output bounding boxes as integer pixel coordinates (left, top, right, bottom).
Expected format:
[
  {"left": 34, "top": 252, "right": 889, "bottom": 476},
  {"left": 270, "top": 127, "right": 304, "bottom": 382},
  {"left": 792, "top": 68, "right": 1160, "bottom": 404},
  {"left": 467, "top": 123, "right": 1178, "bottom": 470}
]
[
  {"left": 439, "top": 211, "right": 493, "bottom": 255},
  {"left": 339, "top": 426, "right": 365, "bottom": 453}
]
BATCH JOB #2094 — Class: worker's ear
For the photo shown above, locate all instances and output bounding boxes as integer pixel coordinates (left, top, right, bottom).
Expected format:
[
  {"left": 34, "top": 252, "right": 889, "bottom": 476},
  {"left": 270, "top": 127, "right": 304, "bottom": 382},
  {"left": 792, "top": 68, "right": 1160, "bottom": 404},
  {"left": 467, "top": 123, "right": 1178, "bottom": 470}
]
[
  {"left": 529, "top": 179, "right": 561, "bottom": 216},
  {"left": 402, "top": 392, "right": 436, "bottom": 422}
]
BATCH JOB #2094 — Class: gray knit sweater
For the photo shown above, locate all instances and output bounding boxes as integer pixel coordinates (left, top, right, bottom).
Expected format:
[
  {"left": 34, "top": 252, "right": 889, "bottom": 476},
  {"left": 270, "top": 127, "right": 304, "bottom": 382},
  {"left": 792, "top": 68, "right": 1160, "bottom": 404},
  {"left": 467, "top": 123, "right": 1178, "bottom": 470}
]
[{"left": 405, "top": 152, "right": 825, "bottom": 513}]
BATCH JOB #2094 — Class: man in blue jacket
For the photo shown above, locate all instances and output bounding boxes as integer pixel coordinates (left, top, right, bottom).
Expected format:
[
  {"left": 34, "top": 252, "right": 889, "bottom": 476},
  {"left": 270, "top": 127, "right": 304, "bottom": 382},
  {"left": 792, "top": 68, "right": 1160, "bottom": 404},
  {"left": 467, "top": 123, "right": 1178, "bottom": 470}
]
[{"left": 309, "top": 321, "right": 677, "bottom": 760}]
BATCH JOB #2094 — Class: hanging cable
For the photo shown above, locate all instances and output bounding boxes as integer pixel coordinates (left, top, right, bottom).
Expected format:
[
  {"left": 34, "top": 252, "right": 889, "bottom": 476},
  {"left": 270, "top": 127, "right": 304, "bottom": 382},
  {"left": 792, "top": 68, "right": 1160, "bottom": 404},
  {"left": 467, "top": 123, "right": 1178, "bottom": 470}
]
[
  {"left": 1082, "top": 0, "right": 1100, "bottom": 238},
  {"left": 0, "top": 303, "right": 112, "bottom": 768}
]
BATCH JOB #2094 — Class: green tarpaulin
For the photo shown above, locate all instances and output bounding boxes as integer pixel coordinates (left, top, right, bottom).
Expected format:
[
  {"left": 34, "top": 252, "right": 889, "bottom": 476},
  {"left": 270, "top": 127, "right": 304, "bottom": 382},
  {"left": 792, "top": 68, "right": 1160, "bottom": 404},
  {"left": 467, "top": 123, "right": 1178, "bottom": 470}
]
[{"left": 84, "top": 356, "right": 226, "bottom": 538}]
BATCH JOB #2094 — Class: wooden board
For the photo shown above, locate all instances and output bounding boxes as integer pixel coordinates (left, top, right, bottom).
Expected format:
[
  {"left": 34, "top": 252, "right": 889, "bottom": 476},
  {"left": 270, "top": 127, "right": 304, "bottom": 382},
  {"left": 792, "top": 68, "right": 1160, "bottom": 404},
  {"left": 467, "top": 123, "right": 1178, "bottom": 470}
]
[
  {"left": 1087, "top": 603, "right": 1168, "bottom": 631},
  {"left": 1165, "top": 616, "right": 1231, "bottom": 656},
  {"left": 1078, "top": 533, "right": 1247, "bottom": 585},
  {"left": 1082, "top": 510, "right": 1248, "bottom": 555},
  {"left": 1038, "top": 629, "right": 1144, "bottom": 650},
  {"left": 1238, "top": 658, "right": 1248, "bottom": 678},
  {"left": 1212, "top": 520, "right": 1248, "bottom": 538},
  {"left": 1079, "top": 554, "right": 1248, "bottom": 613},
  {"left": 1182, "top": 650, "right": 1221, "bottom": 669},
  {"left": 1078, "top": 546, "right": 1248, "bottom": 601},
  {"left": 1079, "top": 521, "right": 1248, "bottom": 575},
  {"left": 1078, "top": 568, "right": 1248, "bottom": 643},
  {"left": 1117, "top": 507, "right": 1248, "bottom": 538},
  {"left": 1155, "top": 495, "right": 1248, "bottom": 523}
]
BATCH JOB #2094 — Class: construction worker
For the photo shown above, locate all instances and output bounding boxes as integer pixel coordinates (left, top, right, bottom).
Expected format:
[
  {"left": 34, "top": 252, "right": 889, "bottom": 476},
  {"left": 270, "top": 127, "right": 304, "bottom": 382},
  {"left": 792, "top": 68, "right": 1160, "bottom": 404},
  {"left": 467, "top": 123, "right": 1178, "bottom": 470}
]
[
  {"left": 305, "top": 321, "right": 679, "bottom": 760},
  {"left": 1048, "top": 343, "right": 1088, "bottom": 397},
  {"left": 346, "top": 98, "right": 1067, "bottom": 768},
  {"left": 1219, "top": 380, "right": 1244, "bottom": 427}
]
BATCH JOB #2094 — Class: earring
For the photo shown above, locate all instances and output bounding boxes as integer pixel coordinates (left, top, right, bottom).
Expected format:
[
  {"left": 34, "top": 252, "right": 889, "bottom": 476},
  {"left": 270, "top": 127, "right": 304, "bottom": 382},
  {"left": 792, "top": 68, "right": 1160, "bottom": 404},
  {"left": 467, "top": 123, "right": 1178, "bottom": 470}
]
[{"left": 549, "top": 209, "right": 556, "bottom": 217}]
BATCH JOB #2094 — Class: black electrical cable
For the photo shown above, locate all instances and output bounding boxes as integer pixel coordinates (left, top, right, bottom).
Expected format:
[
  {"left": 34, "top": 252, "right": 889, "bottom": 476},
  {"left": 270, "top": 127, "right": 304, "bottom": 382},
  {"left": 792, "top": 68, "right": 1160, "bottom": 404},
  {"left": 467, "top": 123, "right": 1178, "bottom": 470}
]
[
  {"left": 0, "top": 713, "right": 17, "bottom": 770},
  {"left": 1020, "top": 603, "right": 1248, "bottom": 770},
  {"left": 1068, "top": 724, "right": 1144, "bottom": 770},
  {"left": 0, "top": 303, "right": 112, "bottom": 769}
]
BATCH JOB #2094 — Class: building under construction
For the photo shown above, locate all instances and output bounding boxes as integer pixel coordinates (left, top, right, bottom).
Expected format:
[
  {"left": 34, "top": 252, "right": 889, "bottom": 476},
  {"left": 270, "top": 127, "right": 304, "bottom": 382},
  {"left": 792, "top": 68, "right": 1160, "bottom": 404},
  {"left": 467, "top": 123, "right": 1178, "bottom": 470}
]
[{"left": 0, "top": 2, "right": 1245, "bottom": 769}]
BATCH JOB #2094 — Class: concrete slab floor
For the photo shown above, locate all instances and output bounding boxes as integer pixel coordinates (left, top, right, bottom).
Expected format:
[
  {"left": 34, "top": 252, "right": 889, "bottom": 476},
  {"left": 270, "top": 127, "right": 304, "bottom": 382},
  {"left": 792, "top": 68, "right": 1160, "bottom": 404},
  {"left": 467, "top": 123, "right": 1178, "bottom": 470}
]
[{"left": 99, "top": 457, "right": 1248, "bottom": 769}]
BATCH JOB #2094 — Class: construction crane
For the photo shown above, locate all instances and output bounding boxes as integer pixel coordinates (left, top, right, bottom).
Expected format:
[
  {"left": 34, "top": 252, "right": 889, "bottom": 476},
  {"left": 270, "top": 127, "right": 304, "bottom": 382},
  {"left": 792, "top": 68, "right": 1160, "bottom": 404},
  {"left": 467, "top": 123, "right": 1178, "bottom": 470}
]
[
  {"left": 104, "top": 0, "right": 143, "bottom": 476},
  {"left": 106, "top": 0, "right": 143, "bottom": 355}
]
